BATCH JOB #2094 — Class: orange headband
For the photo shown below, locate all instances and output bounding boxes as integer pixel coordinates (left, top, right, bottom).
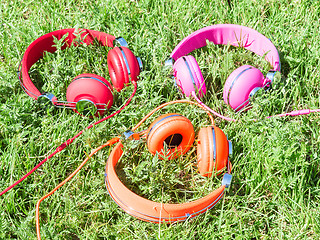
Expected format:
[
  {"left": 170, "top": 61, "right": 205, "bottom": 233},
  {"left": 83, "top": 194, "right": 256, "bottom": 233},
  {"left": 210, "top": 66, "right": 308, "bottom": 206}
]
[{"left": 105, "top": 142, "right": 231, "bottom": 223}]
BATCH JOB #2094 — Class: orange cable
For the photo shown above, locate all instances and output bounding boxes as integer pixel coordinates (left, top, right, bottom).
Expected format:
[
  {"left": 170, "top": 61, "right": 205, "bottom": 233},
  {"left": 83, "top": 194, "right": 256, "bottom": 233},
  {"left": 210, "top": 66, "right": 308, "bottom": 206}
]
[
  {"left": 35, "top": 137, "right": 120, "bottom": 240},
  {"left": 131, "top": 99, "right": 215, "bottom": 132},
  {"left": 35, "top": 99, "right": 214, "bottom": 239}
]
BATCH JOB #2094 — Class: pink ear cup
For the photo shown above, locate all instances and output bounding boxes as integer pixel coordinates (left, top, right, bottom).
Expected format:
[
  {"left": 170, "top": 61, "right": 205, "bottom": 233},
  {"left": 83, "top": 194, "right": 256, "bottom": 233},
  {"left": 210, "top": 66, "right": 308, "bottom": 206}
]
[
  {"left": 173, "top": 55, "right": 206, "bottom": 98},
  {"left": 185, "top": 56, "right": 206, "bottom": 98},
  {"left": 223, "top": 65, "right": 264, "bottom": 111},
  {"left": 66, "top": 73, "right": 113, "bottom": 116}
]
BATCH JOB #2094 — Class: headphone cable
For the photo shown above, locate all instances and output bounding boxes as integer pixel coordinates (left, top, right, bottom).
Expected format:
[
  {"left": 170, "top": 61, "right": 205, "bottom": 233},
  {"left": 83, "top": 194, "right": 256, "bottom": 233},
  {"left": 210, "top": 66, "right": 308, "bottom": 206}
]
[
  {"left": 35, "top": 99, "right": 215, "bottom": 239},
  {"left": 35, "top": 136, "right": 120, "bottom": 240},
  {"left": 0, "top": 81, "right": 137, "bottom": 196}
]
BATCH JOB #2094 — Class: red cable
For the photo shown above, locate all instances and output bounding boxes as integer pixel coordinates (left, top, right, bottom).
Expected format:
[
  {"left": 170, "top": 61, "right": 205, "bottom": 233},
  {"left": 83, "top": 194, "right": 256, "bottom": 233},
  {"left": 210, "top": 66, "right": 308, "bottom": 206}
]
[
  {"left": 0, "top": 81, "right": 137, "bottom": 196},
  {"left": 36, "top": 136, "right": 120, "bottom": 240}
]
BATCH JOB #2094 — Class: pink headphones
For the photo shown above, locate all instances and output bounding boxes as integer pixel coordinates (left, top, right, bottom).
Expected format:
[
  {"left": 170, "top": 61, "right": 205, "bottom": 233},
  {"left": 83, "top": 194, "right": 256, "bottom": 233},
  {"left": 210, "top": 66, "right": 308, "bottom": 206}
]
[
  {"left": 166, "top": 24, "right": 281, "bottom": 121},
  {"left": 18, "top": 28, "right": 143, "bottom": 116}
]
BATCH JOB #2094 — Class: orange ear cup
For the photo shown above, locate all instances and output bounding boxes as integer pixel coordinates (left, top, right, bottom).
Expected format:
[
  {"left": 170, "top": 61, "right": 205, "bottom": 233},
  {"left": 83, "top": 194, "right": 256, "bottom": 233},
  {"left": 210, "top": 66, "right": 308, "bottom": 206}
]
[
  {"left": 197, "top": 126, "right": 229, "bottom": 177},
  {"left": 197, "top": 127, "right": 214, "bottom": 177},
  {"left": 146, "top": 113, "right": 195, "bottom": 160}
]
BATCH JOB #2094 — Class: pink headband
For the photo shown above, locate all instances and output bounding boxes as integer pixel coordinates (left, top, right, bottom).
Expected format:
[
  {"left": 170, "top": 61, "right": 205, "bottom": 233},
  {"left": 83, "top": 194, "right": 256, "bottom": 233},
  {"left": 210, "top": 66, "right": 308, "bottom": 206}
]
[
  {"left": 20, "top": 28, "right": 116, "bottom": 99},
  {"left": 170, "top": 24, "right": 280, "bottom": 72}
]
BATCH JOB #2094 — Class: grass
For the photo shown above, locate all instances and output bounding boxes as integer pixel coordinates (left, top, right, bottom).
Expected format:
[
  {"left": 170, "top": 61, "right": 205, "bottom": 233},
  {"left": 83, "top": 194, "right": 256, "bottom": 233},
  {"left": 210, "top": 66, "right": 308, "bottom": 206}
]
[{"left": 0, "top": 0, "right": 320, "bottom": 239}]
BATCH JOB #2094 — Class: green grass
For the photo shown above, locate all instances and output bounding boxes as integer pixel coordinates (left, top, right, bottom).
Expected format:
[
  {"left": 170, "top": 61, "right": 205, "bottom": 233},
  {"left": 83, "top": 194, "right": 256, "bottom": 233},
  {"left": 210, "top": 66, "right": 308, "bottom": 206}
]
[{"left": 0, "top": 0, "right": 320, "bottom": 239}]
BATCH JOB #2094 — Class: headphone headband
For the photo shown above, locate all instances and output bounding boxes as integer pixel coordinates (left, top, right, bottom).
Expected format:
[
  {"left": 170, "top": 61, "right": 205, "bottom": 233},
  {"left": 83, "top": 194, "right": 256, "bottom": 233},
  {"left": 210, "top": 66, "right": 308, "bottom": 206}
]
[
  {"left": 170, "top": 24, "right": 280, "bottom": 72},
  {"left": 20, "top": 28, "right": 116, "bottom": 99},
  {"left": 105, "top": 142, "right": 230, "bottom": 222}
]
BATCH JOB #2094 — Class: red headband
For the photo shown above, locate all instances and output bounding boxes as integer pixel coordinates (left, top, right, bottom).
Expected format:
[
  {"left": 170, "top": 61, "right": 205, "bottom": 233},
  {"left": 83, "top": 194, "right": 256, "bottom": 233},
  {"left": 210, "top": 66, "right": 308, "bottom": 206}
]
[{"left": 20, "top": 28, "right": 116, "bottom": 99}]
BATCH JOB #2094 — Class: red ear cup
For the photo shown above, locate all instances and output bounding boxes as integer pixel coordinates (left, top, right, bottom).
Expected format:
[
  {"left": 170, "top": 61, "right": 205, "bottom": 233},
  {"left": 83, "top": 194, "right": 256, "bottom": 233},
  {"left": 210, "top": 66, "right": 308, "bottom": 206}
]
[
  {"left": 66, "top": 73, "right": 113, "bottom": 116},
  {"left": 223, "top": 65, "right": 264, "bottom": 111},
  {"left": 107, "top": 47, "right": 128, "bottom": 91},
  {"left": 121, "top": 46, "right": 141, "bottom": 81},
  {"left": 146, "top": 113, "right": 195, "bottom": 160},
  {"left": 107, "top": 46, "right": 141, "bottom": 92},
  {"left": 197, "top": 126, "right": 229, "bottom": 177}
]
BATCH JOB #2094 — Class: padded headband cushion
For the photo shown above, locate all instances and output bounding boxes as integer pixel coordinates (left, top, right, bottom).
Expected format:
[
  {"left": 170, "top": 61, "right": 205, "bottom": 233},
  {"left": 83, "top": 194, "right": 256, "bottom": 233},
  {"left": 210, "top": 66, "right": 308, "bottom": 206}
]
[
  {"left": 170, "top": 24, "right": 280, "bottom": 72},
  {"left": 21, "top": 29, "right": 116, "bottom": 99},
  {"left": 146, "top": 113, "right": 195, "bottom": 160}
]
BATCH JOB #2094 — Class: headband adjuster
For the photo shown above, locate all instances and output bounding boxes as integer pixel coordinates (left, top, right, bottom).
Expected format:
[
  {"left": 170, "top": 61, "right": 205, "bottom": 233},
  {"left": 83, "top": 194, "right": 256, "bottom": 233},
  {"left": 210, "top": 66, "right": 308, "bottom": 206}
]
[{"left": 37, "top": 92, "right": 56, "bottom": 111}]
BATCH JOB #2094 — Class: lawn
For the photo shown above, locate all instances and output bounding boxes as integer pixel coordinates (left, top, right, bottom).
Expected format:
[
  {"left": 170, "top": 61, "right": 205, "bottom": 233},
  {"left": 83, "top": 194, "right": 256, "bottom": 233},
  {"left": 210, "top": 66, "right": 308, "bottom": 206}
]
[{"left": 0, "top": 0, "right": 319, "bottom": 239}]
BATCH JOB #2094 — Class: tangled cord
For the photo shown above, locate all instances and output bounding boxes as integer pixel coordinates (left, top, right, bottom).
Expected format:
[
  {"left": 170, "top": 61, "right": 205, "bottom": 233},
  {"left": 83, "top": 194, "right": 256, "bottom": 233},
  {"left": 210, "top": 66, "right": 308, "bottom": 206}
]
[
  {"left": 35, "top": 99, "right": 215, "bottom": 239},
  {"left": 35, "top": 136, "right": 120, "bottom": 239},
  {"left": 0, "top": 81, "right": 137, "bottom": 197}
]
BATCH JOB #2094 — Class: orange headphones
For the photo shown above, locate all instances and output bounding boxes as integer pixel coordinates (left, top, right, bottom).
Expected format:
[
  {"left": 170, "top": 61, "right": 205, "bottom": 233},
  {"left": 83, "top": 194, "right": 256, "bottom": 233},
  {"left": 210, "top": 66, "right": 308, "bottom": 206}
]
[
  {"left": 35, "top": 100, "right": 233, "bottom": 238},
  {"left": 105, "top": 100, "right": 232, "bottom": 222}
]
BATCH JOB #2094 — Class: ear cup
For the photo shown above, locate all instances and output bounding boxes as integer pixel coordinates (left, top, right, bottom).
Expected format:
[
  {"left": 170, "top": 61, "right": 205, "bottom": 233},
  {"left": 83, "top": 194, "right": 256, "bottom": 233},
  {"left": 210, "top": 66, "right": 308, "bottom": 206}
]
[
  {"left": 121, "top": 46, "right": 141, "bottom": 81},
  {"left": 197, "top": 126, "right": 229, "bottom": 177},
  {"left": 197, "top": 127, "right": 214, "bottom": 177},
  {"left": 146, "top": 113, "right": 195, "bottom": 160},
  {"left": 66, "top": 73, "right": 113, "bottom": 116},
  {"left": 107, "top": 46, "right": 141, "bottom": 92},
  {"left": 185, "top": 55, "right": 207, "bottom": 98},
  {"left": 172, "top": 55, "right": 206, "bottom": 98},
  {"left": 223, "top": 65, "right": 264, "bottom": 111}
]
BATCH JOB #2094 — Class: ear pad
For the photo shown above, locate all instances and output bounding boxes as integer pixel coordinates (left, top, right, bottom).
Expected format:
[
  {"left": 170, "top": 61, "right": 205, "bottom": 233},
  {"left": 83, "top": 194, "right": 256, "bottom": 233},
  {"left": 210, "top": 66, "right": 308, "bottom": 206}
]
[
  {"left": 66, "top": 73, "right": 113, "bottom": 116},
  {"left": 107, "top": 46, "right": 141, "bottom": 92},
  {"left": 223, "top": 65, "right": 264, "bottom": 111},
  {"left": 146, "top": 113, "right": 195, "bottom": 160},
  {"left": 172, "top": 55, "right": 206, "bottom": 98},
  {"left": 197, "top": 126, "right": 229, "bottom": 177}
]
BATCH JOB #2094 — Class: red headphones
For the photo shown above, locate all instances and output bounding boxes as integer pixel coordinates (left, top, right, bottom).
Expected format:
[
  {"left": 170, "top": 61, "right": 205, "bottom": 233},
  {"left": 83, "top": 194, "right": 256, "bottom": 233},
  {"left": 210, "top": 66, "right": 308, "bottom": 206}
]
[
  {"left": 18, "top": 28, "right": 143, "bottom": 116},
  {"left": 0, "top": 29, "right": 143, "bottom": 197}
]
